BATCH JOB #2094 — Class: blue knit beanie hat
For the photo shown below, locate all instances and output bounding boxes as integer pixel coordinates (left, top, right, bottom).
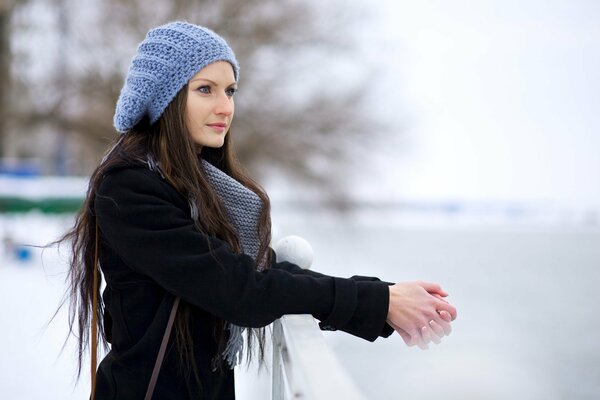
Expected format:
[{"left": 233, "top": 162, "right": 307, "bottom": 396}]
[{"left": 113, "top": 21, "right": 239, "bottom": 133}]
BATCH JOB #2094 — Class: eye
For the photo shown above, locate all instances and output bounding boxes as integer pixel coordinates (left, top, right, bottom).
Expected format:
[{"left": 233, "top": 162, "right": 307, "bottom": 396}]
[
  {"left": 196, "top": 85, "right": 211, "bottom": 94},
  {"left": 226, "top": 87, "right": 238, "bottom": 97}
]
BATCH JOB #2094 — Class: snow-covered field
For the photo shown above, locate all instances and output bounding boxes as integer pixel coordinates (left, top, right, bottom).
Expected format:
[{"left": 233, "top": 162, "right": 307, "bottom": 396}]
[
  {"left": 2, "top": 211, "right": 600, "bottom": 399},
  {"left": 0, "top": 213, "right": 89, "bottom": 399}
]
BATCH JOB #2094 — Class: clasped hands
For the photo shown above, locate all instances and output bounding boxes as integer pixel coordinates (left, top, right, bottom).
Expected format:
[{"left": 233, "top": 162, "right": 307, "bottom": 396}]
[{"left": 386, "top": 281, "right": 457, "bottom": 350}]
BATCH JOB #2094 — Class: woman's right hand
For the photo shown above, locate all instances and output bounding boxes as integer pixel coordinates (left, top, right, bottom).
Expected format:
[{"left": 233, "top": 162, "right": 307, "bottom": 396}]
[{"left": 386, "top": 281, "right": 457, "bottom": 350}]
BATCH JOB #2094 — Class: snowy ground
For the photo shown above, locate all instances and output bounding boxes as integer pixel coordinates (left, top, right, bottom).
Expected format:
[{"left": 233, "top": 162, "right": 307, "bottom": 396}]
[
  {"left": 2, "top": 211, "right": 600, "bottom": 399},
  {"left": 0, "top": 213, "right": 89, "bottom": 399}
]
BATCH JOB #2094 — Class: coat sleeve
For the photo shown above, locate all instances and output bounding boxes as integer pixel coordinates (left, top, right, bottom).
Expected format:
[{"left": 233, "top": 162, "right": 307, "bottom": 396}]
[
  {"left": 95, "top": 168, "right": 391, "bottom": 342},
  {"left": 270, "top": 250, "right": 395, "bottom": 338}
]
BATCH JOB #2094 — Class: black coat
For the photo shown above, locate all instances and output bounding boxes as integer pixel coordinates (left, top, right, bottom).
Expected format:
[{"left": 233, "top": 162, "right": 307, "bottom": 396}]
[{"left": 93, "top": 162, "right": 393, "bottom": 399}]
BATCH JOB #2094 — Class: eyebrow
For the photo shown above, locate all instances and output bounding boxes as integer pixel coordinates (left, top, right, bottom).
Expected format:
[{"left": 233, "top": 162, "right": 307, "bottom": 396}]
[{"left": 190, "top": 78, "right": 237, "bottom": 87}]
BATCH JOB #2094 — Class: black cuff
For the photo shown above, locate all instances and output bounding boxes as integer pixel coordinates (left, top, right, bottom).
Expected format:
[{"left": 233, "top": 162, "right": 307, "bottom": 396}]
[
  {"left": 336, "top": 281, "right": 390, "bottom": 342},
  {"left": 381, "top": 323, "right": 395, "bottom": 338},
  {"left": 318, "top": 278, "right": 357, "bottom": 331},
  {"left": 349, "top": 277, "right": 394, "bottom": 338}
]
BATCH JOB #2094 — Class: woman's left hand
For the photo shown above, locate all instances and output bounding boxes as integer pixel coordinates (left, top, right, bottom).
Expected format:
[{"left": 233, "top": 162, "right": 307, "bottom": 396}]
[{"left": 389, "top": 309, "right": 452, "bottom": 349}]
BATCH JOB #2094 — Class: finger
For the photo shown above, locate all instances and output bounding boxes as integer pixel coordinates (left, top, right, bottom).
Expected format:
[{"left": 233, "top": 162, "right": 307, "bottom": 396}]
[
  {"left": 416, "top": 281, "right": 448, "bottom": 296},
  {"left": 434, "top": 311, "right": 453, "bottom": 335},
  {"left": 436, "top": 302, "right": 458, "bottom": 321},
  {"left": 397, "top": 328, "right": 414, "bottom": 345},
  {"left": 421, "top": 325, "right": 437, "bottom": 345},
  {"left": 406, "top": 327, "right": 428, "bottom": 349},
  {"left": 432, "top": 293, "right": 449, "bottom": 303},
  {"left": 438, "top": 310, "right": 452, "bottom": 322},
  {"left": 428, "top": 319, "right": 446, "bottom": 339},
  {"left": 416, "top": 329, "right": 429, "bottom": 350},
  {"left": 438, "top": 318, "right": 452, "bottom": 335},
  {"left": 424, "top": 323, "right": 442, "bottom": 344},
  {"left": 412, "top": 330, "right": 429, "bottom": 350},
  {"left": 387, "top": 321, "right": 418, "bottom": 347},
  {"left": 401, "top": 329, "right": 426, "bottom": 349}
]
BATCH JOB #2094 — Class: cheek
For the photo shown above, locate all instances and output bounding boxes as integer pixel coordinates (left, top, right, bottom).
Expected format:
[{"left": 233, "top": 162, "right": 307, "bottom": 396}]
[
  {"left": 184, "top": 109, "right": 192, "bottom": 126},
  {"left": 186, "top": 107, "right": 208, "bottom": 129},
  {"left": 185, "top": 96, "right": 208, "bottom": 121}
]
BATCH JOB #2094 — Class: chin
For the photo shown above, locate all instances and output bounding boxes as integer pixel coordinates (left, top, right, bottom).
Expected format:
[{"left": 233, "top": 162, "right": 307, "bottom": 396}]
[
  {"left": 193, "top": 137, "right": 226, "bottom": 149},
  {"left": 205, "top": 140, "right": 225, "bottom": 149}
]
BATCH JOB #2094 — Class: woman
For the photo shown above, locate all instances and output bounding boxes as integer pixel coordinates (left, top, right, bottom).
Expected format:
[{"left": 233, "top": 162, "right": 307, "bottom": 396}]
[{"left": 62, "top": 21, "right": 457, "bottom": 399}]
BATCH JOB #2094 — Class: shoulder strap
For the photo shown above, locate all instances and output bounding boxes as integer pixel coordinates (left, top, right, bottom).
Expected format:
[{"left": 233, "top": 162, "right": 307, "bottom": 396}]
[{"left": 144, "top": 297, "right": 180, "bottom": 400}]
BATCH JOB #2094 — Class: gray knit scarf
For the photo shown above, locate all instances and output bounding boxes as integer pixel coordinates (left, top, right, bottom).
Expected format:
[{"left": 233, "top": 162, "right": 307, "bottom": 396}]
[{"left": 147, "top": 155, "right": 264, "bottom": 369}]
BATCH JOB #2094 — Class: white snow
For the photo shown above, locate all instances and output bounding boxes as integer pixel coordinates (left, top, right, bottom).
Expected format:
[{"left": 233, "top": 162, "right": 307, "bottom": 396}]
[{"left": 0, "top": 176, "right": 88, "bottom": 199}]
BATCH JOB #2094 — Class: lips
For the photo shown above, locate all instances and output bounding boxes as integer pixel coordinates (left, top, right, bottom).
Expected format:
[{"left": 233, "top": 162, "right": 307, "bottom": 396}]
[{"left": 206, "top": 122, "right": 227, "bottom": 133}]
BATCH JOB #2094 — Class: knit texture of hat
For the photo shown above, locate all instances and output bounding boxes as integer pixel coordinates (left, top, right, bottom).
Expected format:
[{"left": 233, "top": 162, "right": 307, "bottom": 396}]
[{"left": 113, "top": 21, "right": 239, "bottom": 133}]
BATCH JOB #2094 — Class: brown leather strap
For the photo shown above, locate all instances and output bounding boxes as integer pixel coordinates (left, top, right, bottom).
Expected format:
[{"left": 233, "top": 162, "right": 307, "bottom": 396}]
[
  {"left": 144, "top": 297, "right": 180, "bottom": 400},
  {"left": 91, "top": 219, "right": 100, "bottom": 399}
]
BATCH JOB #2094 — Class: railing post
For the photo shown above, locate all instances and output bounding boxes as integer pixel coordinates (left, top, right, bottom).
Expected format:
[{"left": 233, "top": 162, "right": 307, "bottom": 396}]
[
  {"left": 271, "top": 319, "right": 286, "bottom": 399},
  {"left": 271, "top": 315, "right": 366, "bottom": 400}
]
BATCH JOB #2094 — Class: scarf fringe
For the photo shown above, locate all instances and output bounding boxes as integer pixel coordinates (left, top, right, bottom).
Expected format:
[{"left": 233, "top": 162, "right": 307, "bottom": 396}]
[{"left": 222, "top": 323, "right": 245, "bottom": 368}]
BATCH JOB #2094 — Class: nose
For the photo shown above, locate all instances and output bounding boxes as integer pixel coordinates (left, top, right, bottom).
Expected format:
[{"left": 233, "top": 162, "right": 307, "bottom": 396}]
[{"left": 214, "top": 92, "right": 234, "bottom": 116}]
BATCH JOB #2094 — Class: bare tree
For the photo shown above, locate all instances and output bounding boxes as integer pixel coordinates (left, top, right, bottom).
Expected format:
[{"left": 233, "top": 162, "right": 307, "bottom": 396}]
[
  {"left": 0, "top": 0, "right": 21, "bottom": 160},
  {"left": 10, "top": 0, "right": 384, "bottom": 200}
]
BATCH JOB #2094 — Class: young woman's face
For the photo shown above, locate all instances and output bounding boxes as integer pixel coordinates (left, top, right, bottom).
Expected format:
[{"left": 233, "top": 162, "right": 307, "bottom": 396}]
[{"left": 185, "top": 61, "right": 237, "bottom": 150}]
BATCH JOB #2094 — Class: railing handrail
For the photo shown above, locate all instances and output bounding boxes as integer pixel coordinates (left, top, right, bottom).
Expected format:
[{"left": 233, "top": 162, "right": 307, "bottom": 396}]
[{"left": 272, "top": 314, "right": 366, "bottom": 400}]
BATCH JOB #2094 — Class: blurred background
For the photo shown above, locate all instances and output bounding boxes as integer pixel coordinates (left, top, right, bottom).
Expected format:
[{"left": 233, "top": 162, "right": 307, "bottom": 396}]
[{"left": 1, "top": 0, "right": 599, "bottom": 399}]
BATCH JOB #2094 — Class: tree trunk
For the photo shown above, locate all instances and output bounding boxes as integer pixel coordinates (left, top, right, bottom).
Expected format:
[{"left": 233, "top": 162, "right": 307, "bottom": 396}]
[{"left": 0, "top": 9, "right": 11, "bottom": 159}]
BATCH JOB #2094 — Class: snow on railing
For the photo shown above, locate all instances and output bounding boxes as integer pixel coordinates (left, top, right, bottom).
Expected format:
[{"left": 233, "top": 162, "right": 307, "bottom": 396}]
[{"left": 272, "top": 314, "right": 365, "bottom": 400}]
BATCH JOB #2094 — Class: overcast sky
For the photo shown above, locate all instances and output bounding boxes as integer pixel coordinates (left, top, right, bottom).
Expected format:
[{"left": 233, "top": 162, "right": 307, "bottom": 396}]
[{"left": 354, "top": 0, "right": 600, "bottom": 210}]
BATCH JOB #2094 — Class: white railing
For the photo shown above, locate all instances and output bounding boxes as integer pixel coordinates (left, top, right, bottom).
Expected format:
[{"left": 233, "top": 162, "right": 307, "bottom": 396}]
[{"left": 271, "top": 314, "right": 366, "bottom": 400}]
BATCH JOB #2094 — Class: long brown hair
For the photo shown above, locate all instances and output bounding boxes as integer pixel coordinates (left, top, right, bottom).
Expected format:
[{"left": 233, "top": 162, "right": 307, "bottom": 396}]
[{"left": 59, "top": 83, "right": 272, "bottom": 380}]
